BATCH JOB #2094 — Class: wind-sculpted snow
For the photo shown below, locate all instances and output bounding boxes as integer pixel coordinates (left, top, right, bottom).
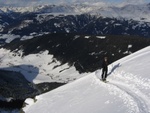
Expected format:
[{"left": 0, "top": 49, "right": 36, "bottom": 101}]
[{"left": 23, "top": 46, "right": 150, "bottom": 113}]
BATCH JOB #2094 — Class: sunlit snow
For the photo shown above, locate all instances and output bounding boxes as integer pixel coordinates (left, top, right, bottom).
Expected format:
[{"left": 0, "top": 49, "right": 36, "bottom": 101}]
[{"left": 22, "top": 46, "right": 150, "bottom": 113}]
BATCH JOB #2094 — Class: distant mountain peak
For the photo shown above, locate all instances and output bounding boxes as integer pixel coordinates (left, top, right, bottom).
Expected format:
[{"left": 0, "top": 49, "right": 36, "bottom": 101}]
[
  {"left": 1, "top": 3, "right": 150, "bottom": 39},
  {"left": 0, "top": 3, "right": 150, "bottom": 22}
]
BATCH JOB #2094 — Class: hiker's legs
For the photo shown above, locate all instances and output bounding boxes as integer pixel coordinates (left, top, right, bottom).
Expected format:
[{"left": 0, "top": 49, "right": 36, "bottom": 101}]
[
  {"left": 101, "top": 68, "right": 105, "bottom": 80},
  {"left": 104, "top": 68, "right": 108, "bottom": 80}
]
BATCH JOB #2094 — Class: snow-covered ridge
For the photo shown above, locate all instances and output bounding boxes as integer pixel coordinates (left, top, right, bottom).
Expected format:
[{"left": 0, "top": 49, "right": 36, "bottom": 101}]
[
  {"left": 1, "top": 3, "right": 150, "bottom": 22},
  {"left": 23, "top": 46, "right": 150, "bottom": 113},
  {"left": 0, "top": 4, "right": 77, "bottom": 14}
]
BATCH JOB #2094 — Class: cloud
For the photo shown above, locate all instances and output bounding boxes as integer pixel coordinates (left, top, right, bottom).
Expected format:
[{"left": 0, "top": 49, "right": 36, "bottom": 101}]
[
  {"left": 0, "top": 0, "right": 149, "bottom": 7},
  {"left": 124, "top": 0, "right": 146, "bottom": 4},
  {"left": 0, "top": 0, "right": 41, "bottom": 7},
  {"left": 116, "top": 0, "right": 148, "bottom": 7}
]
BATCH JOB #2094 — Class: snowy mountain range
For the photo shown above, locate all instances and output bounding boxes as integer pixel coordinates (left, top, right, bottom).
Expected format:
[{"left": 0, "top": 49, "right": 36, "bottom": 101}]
[
  {"left": 1, "top": 3, "right": 150, "bottom": 22},
  {"left": 0, "top": 3, "right": 150, "bottom": 42},
  {"left": 0, "top": 3, "right": 150, "bottom": 113}
]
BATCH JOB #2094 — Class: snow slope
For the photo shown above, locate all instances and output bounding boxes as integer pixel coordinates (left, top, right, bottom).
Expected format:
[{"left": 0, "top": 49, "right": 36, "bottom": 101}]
[
  {"left": 23, "top": 46, "right": 150, "bottom": 113},
  {"left": 0, "top": 48, "right": 88, "bottom": 84}
]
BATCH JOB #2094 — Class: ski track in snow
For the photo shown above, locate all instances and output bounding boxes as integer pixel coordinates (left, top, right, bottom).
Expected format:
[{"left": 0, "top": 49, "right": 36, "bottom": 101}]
[
  {"left": 107, "top": 81, "right": 149, "bottom": 113},
  {"left": 104, "top": 71, "right": 150, "bottom": 113},
  {"left": 95, "top": 48, "right": 150, "bottom": 113}
]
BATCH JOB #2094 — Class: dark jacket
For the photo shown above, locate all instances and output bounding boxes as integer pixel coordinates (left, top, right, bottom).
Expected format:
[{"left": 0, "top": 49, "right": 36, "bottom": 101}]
[{"left": 102, "top": 59, "right": 108, "bottom": 69}]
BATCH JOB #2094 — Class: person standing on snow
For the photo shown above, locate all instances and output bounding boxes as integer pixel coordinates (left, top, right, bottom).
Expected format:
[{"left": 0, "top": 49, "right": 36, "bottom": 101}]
[{"left": 101, "top": 56, "right": 108, "bottom": 81}]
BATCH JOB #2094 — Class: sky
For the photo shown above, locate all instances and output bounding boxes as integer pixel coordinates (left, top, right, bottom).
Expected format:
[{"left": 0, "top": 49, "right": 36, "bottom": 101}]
[{"left": 0, "top": 0, "right": 150, "bottom": 7}]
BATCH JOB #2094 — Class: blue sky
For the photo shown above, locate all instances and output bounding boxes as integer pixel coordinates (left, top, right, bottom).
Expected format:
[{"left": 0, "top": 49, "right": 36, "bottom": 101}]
[{"left": 0, "top": 0, "right": 150, "bottom": 7}]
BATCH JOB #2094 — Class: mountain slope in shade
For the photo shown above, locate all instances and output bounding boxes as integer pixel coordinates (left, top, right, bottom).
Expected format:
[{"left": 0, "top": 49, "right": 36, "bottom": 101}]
[
  {"left": 0, "top": 48, "right": 88, "bottom": 84},
  {"left": 1, "top": 3, "right": 150, "bottom": 39},
  {"left": 23, "top": 46, "right": 150, "bottom": 113}
]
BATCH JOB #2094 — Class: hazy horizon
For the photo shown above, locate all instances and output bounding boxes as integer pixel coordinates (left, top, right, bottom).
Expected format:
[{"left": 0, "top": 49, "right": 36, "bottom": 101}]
[{"left": 0, "top": 0, "right": 149, "bottom": 7}]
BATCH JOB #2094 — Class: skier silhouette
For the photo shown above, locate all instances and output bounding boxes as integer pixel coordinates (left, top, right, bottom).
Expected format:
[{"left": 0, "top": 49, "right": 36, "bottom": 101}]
[{"left": 101, "top": 56, "right": 108, "bottom": 81}]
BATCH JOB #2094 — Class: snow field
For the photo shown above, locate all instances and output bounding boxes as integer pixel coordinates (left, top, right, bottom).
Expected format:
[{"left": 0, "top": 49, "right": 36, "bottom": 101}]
[
  {"left": 23, "top": 46, "right": 150, "bottom": 113},
  {"left": 0, "top": 48, "right": 88, "bottom": 84}
]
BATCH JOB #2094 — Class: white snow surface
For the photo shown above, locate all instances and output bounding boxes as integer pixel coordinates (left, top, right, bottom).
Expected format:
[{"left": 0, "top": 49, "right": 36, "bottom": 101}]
[
  {"left": 0, "top": 48, "right": 87, "bottom": 84},
  {"left": 23, "top": 46, "right": 150, "bottom": 113},
  {"left": 0, "top": 34, "right": 20, "bottom": 43}
]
